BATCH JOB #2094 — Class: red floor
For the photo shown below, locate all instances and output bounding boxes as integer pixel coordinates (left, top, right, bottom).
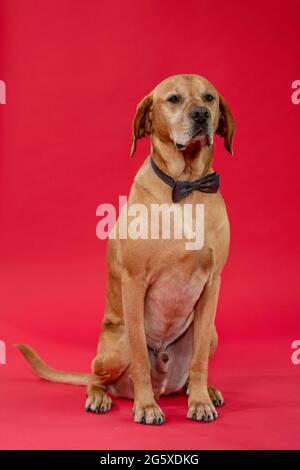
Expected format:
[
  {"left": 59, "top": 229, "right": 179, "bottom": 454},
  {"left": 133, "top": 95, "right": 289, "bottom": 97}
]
[{"left": 1, "top": 324, "right": 299, "bottom": 450}]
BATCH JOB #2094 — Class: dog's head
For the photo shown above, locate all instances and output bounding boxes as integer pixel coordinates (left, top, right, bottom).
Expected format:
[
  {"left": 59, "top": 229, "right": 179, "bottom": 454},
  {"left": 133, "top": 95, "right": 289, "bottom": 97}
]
[{"left": 130, "top": 74, "right": 235, "bottom": 157}]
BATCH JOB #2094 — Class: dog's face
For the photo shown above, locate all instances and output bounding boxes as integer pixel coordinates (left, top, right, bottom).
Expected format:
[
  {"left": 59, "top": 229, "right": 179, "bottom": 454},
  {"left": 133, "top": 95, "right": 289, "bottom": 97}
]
[{"left": 130, "top": 74, "right": 235, "bottom": 157}]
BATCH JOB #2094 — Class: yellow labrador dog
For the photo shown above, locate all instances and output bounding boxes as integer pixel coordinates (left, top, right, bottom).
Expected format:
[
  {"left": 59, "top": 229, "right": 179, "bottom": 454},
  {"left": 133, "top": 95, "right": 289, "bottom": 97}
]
[{"left": 18, "top": 74, "right": 235, "bottom": 425}]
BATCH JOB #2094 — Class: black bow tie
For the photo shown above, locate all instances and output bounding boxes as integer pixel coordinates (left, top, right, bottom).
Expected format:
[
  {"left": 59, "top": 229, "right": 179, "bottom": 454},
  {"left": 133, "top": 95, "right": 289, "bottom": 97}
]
[{"left": 150, "top": 156, "right": 220, "bottom": 203}]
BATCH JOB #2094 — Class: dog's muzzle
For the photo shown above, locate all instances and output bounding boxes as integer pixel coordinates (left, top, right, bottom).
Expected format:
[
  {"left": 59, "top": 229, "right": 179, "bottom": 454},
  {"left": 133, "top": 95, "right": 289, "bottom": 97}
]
[
  {"left": 176, "top": 106, "right": 212, "bottom": 150},
  {"left": 189, "top": 105, "right": 210, "bottom": 124},
  {"left": 188, "top": 105, "right": 212, "bottom": 144}
]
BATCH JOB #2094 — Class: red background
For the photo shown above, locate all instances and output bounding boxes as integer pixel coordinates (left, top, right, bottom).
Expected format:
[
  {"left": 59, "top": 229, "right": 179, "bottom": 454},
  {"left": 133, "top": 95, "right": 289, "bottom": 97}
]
[{"left": 0, "top": 0, "right": 300, "bottom": 449}]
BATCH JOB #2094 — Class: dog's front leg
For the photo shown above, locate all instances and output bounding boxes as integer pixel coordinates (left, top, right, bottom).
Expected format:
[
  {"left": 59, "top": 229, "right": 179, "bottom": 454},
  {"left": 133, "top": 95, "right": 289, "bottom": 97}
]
[
  {"left": 122, "top": 271, "right": 165, "bottom": 425},
  {"left": 187, "top": 275, "right": 220, "bottom": 422}
]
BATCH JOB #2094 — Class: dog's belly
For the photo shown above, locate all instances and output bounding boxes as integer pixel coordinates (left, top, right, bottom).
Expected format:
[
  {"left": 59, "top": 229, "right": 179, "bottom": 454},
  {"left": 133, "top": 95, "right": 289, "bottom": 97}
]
[
  {"left": 109, "top": 270, "right": 207, "bottom": 400},
  {"left": 144, "top": 271, "right": 206, "bottom": 351}
]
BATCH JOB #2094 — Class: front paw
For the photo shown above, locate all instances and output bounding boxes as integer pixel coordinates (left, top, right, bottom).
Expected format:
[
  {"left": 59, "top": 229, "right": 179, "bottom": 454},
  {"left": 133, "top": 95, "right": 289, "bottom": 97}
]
[
  {"left": 133, "top": 399, "right": 165, "bottom": 425},
  {"left": 187, "top": 395, "right": 218, "bottom": 422}
]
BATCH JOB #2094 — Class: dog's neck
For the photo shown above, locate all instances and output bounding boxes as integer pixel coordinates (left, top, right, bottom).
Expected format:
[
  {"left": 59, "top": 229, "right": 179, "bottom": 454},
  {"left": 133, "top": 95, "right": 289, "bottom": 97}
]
[{"left": 151, "top": 135, "right": 213, "bottom": 181}]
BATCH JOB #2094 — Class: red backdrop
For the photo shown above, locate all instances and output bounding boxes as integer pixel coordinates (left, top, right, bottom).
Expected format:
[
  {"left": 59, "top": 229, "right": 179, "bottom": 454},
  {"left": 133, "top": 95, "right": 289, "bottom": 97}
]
[{"left": 0, "top": 0, "right": 299, "bottom": 450}]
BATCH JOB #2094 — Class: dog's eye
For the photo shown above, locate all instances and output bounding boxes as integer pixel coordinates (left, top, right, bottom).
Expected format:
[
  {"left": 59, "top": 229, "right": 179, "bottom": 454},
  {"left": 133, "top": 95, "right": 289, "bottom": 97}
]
[
  {"left": 167, "top": 95, "right": 179, "bottom": 103},
  {"left": 205, "top": 94, "right": 215, "bottom": 102}
]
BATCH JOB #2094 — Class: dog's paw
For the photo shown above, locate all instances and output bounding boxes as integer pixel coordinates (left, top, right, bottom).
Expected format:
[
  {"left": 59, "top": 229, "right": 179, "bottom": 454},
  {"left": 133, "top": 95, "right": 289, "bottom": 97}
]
[
  {"left": 208, "top": 385, "right": 225, "bottom": 407},
  {"left": 187, "top": 396, "right": 218, "bottom": 422},
  {"left": 85, "top": 389, "right": 112, "bottom": 414},
  {"left": 133, "top": 400, "right": 165, "bottom": 425}
]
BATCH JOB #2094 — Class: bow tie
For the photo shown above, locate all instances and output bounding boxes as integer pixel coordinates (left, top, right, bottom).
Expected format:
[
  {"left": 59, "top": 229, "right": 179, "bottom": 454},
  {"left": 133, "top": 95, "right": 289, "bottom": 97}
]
[{"left": 150, "top": 156, "right": 220, "bottom": 203}]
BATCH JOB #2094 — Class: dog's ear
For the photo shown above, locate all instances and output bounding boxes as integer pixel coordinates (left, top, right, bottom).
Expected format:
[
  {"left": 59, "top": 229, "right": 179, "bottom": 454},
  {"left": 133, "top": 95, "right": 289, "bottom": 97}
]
[
  {"left": 130, "top": 93, "right": 153, "bottom": 157},
  {"left": 216, "top": 94, "right": 235, "bottom": 155}
]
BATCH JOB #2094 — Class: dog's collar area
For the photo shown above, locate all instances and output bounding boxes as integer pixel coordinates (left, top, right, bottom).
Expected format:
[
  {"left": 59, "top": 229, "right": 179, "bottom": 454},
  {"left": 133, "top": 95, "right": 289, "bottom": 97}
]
[{"left": 150, "top": 156, "right": 220, "bottom": 203}]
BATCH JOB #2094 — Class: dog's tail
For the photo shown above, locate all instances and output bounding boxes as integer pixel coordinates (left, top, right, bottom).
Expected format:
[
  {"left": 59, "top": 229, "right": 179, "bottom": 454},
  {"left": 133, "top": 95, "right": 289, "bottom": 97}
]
[{"left": 15, "top": 344, "right": 90, "bottom": 386}]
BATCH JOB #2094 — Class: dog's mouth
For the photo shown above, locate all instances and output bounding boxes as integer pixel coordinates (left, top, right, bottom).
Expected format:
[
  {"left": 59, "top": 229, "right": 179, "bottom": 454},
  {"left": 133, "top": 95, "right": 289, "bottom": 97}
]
[
  {"left": 191, "top": 127, "right": 211, "bottom": 144},
  {"left": 176, "top": 128, "right": 212, "bottom": 151}
]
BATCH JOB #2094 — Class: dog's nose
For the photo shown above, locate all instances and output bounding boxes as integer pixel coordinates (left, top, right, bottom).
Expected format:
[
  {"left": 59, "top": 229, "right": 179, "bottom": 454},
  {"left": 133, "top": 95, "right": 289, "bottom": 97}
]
[{"left": 188, "top": 106, "right": 210, "bottom": 123}]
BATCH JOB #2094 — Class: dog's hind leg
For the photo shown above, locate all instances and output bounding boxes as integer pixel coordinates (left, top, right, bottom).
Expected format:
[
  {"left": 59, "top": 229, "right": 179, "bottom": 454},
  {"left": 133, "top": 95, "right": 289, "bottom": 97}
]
[{"left": 85, "top": 322, "right": 129, "bottom": 414}]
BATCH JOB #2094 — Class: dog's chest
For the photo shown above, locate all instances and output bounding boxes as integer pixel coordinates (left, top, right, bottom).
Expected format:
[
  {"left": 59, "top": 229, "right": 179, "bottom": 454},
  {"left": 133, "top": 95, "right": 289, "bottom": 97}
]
[{"left": 144, "top": 269, "right": 206, "bottom": 351}]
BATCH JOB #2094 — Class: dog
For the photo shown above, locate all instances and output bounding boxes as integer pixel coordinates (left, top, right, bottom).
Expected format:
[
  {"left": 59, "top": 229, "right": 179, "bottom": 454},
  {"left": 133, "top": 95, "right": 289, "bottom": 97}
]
[{"left": 17, "top": 74, "right": 235, "bottom": 425}]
